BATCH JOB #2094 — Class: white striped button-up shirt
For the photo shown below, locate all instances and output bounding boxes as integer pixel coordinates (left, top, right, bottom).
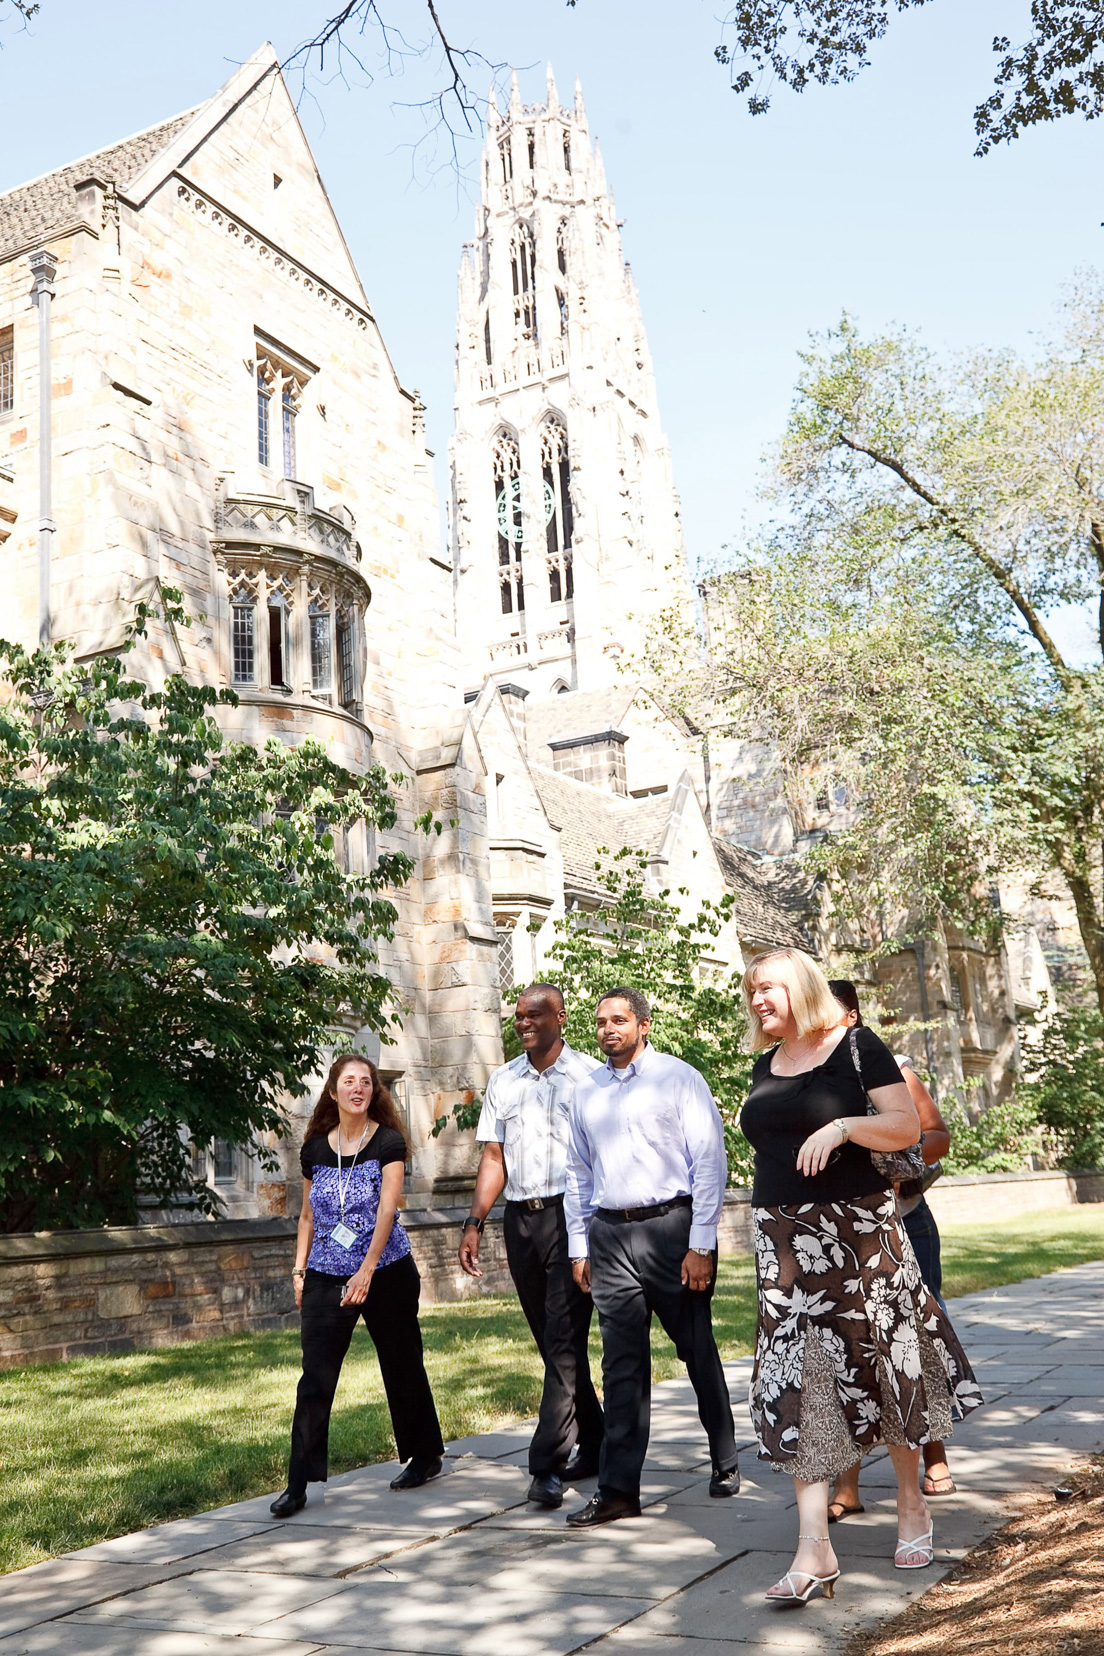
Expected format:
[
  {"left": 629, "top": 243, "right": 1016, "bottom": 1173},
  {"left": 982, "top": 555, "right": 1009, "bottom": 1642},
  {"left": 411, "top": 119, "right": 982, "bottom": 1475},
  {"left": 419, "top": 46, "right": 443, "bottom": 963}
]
[{"left": 476, "top": 1042, "right": 602, "bottom": 1203}]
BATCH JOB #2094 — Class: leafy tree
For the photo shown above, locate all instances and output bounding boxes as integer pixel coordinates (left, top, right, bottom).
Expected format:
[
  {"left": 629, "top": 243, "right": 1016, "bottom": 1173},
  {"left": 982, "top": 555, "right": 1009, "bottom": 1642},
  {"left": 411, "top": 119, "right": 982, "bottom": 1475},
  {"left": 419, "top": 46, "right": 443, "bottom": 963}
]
[
  {"left": 0, "top": 599, "right": 415, "bottom": 1233},
  {"left": 939, "top": 1087, "right": 1045, "bottom": 1175},
  {"left": 1020, "top": 1004, "right": 1104, "bottom": 1168},
  {"left": 651, "top": 281, "right": 1104, "bottom": 1021},
  {"left": 542, "top": 849, "right": 755, "bottom": 1185},
  {"left": 713, "top": 2, "right": 1104, "bottom": 153}
]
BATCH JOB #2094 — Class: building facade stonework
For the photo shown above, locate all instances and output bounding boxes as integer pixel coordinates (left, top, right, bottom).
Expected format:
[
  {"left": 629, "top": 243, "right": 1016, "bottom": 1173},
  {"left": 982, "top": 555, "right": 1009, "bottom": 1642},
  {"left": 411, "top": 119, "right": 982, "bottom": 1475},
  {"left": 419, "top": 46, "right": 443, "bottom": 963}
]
[{"left": 0, "top": 46, "right": 502, "bottom": 1214}]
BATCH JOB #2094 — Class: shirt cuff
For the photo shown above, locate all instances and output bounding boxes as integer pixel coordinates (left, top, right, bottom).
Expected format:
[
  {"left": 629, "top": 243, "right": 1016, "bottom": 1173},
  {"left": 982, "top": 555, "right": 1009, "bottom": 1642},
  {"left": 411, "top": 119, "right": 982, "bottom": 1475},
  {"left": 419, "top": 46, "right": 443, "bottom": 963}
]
[
  {"left": 689, "top": 1223, "right": 718, "bottom": 1251},
  {"left": 567, "top": 1229, "right": 589, "bottom": 1257}
]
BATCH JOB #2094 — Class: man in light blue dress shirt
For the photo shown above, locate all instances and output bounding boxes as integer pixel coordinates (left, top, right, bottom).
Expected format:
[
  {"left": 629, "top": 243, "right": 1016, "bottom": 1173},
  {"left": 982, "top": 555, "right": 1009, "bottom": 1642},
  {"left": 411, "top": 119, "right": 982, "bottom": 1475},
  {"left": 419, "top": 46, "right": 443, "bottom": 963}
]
[
  {"left": 458, "top": 984, "right": 604, "bottom": 1510},
  {"left": 564, "top": 986, "right": 738, "bottom": 1527}
]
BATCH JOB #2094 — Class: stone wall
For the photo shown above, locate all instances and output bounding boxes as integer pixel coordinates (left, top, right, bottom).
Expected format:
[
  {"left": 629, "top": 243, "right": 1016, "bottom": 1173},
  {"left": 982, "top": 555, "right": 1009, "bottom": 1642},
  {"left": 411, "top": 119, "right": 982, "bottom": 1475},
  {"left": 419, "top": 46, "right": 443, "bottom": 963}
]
[
  {"left": 0, "top": 1207, "right": 516, "bottom": 1370},
  {"left": 2, "top": 1176, "right": 1097, "bottom": 1370}
]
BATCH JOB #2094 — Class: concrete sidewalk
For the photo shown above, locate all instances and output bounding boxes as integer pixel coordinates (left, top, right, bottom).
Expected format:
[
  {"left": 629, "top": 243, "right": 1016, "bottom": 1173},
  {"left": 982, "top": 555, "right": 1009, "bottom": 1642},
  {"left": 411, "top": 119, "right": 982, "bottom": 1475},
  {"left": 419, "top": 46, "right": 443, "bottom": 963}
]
[{"left": 3, "top": 1260, "right": 1103, "bottom": 1655}]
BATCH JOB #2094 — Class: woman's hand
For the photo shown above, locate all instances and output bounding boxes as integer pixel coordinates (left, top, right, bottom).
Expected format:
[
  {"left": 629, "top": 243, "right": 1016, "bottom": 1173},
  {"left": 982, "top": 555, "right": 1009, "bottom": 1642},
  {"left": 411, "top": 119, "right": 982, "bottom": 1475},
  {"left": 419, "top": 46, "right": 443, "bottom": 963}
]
[
  {"left": 340, "top": 1262, "right": 376, "bottom": 1306},
  {"left": 294, "top": 1274, "right": 305, "bottom": 1310},
  {"left": 797, "top": 1121, "right": 846, "bottom": 1178}
]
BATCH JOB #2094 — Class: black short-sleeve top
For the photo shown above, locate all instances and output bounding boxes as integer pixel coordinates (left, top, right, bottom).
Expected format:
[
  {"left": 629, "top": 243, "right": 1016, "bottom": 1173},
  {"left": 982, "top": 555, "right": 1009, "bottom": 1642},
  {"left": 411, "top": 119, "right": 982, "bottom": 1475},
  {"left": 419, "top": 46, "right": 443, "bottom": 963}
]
[
  {"left": 739, "top": 1026, "right": 904, "bottom": 1206},
  {"left": 300, "top": 1125, "right": 410, "bottom": 1275}
]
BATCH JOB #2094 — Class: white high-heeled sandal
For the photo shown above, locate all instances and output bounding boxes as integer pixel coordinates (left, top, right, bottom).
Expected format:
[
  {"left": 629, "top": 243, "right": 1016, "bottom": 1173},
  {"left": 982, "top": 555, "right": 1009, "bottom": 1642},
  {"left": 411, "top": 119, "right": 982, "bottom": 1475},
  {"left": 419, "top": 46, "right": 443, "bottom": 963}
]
[
  {"left": 894, "top": 1523, "right": 934, "bottom": 1568},
  {"left": 765, "top": 1535, "right": 841, "bottom": 1603}
]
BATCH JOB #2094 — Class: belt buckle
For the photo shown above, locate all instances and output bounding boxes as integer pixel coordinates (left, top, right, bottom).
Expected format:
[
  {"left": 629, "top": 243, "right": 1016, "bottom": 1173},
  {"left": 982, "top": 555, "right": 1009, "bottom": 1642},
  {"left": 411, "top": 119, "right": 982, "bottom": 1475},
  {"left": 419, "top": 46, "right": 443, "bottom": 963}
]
[{"left": 527, "top": 1197, "right": 545, "bottom": 1211}]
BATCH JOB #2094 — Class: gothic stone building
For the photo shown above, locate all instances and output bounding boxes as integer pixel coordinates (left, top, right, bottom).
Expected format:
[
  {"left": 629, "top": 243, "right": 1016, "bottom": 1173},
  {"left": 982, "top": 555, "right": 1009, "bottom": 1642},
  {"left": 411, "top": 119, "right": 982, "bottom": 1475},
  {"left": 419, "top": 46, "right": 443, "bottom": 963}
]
[{"left": 0, "top": 50, "right": 1043, "bottom": 1226}]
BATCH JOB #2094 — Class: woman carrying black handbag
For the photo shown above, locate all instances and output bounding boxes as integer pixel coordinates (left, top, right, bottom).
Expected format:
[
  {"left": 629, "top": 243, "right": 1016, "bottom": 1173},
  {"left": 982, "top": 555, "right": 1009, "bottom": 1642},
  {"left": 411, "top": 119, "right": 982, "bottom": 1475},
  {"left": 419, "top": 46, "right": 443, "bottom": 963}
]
[{"left": 738, "top": 948, "right": 981, "bottom": 1609}]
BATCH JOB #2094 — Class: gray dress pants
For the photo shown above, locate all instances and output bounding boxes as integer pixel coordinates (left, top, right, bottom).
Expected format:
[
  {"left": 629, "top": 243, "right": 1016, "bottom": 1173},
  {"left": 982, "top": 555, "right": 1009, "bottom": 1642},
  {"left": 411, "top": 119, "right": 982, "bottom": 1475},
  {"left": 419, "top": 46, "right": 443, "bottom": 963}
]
[{"left": 589, "top": 1204, "right": 737, "bottom": 1498}]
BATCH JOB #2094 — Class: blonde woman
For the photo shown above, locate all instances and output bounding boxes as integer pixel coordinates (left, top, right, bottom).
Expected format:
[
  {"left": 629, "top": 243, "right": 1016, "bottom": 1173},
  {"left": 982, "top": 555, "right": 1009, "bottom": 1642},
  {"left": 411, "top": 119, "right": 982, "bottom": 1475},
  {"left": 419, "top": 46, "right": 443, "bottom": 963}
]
[{"left": 738, "top": 949, "right": 981, "bottom": 1607}]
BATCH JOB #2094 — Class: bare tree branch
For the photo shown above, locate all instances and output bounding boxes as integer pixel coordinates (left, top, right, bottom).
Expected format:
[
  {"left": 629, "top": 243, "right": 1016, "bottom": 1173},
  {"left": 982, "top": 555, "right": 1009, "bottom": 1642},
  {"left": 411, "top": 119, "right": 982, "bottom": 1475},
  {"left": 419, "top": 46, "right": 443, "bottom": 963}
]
[{"left": 281, "top": 0, "right": 510, "bottom": 183}]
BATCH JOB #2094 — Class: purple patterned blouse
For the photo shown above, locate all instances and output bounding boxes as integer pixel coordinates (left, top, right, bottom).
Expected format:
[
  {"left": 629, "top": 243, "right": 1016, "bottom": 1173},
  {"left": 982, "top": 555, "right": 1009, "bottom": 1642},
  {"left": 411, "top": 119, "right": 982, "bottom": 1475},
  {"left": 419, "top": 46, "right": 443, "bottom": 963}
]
[{"left": 300, "top": 1126, "right": 411, "bottom": 1276}]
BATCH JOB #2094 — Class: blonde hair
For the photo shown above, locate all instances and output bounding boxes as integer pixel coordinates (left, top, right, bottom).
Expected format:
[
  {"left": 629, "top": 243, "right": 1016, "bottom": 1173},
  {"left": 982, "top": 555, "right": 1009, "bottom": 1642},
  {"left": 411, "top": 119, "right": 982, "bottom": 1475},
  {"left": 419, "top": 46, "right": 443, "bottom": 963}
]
[{"left": 740, "top": 948, "right": 844, "bottom": 1053}]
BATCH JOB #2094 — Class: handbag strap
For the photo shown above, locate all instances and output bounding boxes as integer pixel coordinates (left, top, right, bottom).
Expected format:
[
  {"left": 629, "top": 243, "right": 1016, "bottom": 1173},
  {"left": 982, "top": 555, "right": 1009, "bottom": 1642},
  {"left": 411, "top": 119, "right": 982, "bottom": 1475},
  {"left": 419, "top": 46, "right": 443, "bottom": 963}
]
[{"left": 848, "top": 1028, "right": 862, "bottom": 1079}]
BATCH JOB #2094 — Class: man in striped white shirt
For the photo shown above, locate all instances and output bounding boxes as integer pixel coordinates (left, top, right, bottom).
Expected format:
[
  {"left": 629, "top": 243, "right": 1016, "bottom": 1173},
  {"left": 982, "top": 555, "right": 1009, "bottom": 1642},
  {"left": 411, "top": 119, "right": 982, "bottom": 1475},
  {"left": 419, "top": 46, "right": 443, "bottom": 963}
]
[{"left": 458, "top": 984, "right": 604, "bottom": 1509}]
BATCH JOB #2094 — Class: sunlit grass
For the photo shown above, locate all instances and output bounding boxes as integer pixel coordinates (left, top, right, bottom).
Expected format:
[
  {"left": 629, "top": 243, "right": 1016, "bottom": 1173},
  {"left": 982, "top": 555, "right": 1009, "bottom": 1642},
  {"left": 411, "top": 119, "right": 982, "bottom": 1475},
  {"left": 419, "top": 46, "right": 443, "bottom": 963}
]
[{"left": 2, "top": 1205, "right": 1101, "bottom": 1573}]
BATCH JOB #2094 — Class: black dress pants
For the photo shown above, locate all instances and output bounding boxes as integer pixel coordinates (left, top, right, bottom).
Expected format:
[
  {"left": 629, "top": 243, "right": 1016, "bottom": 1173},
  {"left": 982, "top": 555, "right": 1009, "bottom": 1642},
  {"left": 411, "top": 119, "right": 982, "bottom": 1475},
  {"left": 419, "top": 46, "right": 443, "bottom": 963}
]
[
  {"left": 288, "top": 1256, "right": 443, "bottom": 1494},
  {"left": 504, "top": 1198, "right": 604, "bottom": 1476},
  {"left": 589, "top": 1205, "right": 736, "bottom": 1499}
]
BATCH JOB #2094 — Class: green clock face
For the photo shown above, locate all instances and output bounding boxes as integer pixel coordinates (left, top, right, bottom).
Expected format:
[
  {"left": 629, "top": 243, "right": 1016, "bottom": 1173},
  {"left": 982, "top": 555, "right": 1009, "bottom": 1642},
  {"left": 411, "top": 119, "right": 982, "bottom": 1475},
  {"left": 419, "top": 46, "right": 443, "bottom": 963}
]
[
  {"left": 496, "top": 478, "right": 558, "bottom": 542},
  {"left": 496, "top": 478, "right": 523, "bottom": 543}
]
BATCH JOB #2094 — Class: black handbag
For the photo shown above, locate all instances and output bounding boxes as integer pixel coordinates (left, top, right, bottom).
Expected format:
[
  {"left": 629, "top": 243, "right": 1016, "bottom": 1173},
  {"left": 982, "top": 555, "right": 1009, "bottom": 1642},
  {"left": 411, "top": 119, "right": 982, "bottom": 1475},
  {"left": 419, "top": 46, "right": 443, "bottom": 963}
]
[{"left": 848, "top": 1030, "right": 927, "bottom": 1184}]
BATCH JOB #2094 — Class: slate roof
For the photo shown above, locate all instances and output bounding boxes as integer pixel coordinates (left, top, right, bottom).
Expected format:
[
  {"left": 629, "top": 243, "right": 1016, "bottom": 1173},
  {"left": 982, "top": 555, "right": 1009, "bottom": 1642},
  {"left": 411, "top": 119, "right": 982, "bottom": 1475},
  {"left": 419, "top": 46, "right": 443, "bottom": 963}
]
[
  {"left": 532, "top": 766, "right": 670, "bottom": 893},
  {"left": 712, "top": 838, "right": 812, "bottom": 951},
  {"left": 525, "top": 686, "right": 637, "bottom": 763},
  {"left": 0, "top": 112, "right": 195, "bottom": 261}
]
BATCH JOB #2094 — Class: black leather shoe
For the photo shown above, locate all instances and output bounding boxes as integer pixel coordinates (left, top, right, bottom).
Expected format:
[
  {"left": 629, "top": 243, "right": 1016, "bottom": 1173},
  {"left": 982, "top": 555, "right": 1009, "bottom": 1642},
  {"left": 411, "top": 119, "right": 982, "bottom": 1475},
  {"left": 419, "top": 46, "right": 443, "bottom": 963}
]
[
  {"left": 527, "top": 1473, "right": 563, "bottom": 1507},
  {"left": 563, "top": 1449, "right": 601, "bottom": 1482},
  {"left": 709, "top": 1465, "right": 741, "bottom": 1498},
  {"left": 269, "top": 1488, "right": 307, "bottom": 1518},
  {"left": 566, "top": 1490, "right": 641, "bottom": 1527},
  {"left": 390, "top": 1456, "right": 444, "bottom": 1491}
]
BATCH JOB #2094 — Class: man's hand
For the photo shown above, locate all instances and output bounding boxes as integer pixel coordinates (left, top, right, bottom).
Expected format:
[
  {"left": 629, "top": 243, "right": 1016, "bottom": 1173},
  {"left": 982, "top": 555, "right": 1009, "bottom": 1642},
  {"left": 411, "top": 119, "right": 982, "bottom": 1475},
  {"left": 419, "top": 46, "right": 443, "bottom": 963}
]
[
  {"left": 458, "top": 1228, "right": 482, "bottom": 1278},
  {"left": 340, "top": 1263, "right": 375, "bottom": 1305},
  {"left": 572, "top": 1258, "right": 591, "bottom": 1293},
  {"left": 681, "top": 1251, "right": 714, "bottom": 1292}
]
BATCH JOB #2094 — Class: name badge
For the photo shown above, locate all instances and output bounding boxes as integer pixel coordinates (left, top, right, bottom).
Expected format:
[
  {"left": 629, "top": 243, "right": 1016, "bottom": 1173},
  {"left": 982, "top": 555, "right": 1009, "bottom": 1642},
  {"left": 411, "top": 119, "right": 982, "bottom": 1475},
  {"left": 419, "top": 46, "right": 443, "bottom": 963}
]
[{"left": 330, "top": 1222, "right": 359, "bottom": 1250}]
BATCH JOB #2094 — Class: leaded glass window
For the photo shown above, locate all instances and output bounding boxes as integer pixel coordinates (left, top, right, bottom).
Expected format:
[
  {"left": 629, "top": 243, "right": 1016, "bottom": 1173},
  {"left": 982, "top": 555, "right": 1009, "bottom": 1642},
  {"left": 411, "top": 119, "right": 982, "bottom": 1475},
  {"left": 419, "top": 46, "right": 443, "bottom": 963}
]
[
  {"left": 232, "top": 603, "right": 255, "bottom": 683},
  {"left": 310, "top": 602, "right": 332, "bottom": 695},
  {"left": 0, "top": 330, "right": 12, "bottom": 415}
]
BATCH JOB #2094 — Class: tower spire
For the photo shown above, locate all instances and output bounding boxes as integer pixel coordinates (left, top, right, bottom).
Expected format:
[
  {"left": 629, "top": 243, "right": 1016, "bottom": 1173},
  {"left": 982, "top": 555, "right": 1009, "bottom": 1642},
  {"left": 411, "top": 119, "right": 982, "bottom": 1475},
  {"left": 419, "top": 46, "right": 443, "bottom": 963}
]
[{"left": 546, "top": 62, "right": 559, "bottom": 112}]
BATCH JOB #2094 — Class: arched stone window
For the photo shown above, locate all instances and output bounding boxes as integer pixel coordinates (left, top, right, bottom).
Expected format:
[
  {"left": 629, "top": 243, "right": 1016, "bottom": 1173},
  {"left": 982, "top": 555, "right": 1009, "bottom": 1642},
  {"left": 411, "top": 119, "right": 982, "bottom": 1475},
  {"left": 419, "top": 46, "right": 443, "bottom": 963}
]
[
  {"left": 493, "top": 431, "right": 524, "bottom": 615},
  {"left": 540, "top": 419, "right": 574, "bottom": 604},
  {"left": 556, "top": 220, "right": 568, "bottom": 278},
  {"left": 557, "top": 289, "right": 568, "bottom": 337},
  {"left": 510, "top": 223, "right": 537, "bottom": 343}
]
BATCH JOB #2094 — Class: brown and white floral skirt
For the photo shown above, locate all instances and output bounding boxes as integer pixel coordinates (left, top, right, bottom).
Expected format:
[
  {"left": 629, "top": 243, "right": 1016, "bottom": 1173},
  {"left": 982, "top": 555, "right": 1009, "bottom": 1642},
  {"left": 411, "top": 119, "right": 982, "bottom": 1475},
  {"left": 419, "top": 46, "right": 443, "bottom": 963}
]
[{"left": 750, "top": 1193, "right": 983, "bottom": 1482}]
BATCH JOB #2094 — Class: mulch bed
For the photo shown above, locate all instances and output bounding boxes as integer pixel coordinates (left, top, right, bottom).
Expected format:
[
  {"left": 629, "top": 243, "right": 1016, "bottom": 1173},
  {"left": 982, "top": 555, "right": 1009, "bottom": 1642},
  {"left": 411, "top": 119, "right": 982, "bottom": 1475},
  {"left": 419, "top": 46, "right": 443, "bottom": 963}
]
[{"left": 845, "top": 1457, "right": 1104, "bottom": 1656}]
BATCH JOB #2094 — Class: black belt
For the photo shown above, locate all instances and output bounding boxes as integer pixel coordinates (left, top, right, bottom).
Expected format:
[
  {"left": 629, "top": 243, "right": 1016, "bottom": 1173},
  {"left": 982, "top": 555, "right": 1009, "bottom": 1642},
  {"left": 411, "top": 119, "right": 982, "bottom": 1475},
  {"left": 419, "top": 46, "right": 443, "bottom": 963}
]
[
  {"left": 596, "top": 1195, "right": 693, "bottom": 1223},
  {"left": 506, "top": 1193, "right": 565, "bottom": 1211}
]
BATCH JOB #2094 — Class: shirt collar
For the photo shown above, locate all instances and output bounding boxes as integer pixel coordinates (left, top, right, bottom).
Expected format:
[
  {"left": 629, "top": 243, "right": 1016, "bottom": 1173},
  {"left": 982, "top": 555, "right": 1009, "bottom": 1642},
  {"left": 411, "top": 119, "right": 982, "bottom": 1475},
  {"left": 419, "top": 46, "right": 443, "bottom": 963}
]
[
  {"left": 605, "top": 1041, "right": 651, "bottom": 1083},
  {"left": 523, "top": 1042, "right": 571, "bottom": 1083}
]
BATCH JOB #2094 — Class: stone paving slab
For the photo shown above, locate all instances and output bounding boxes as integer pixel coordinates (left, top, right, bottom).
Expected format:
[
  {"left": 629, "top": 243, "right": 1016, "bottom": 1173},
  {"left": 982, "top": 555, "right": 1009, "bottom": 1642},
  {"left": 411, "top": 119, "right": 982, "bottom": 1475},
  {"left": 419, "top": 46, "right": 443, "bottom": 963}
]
[
  {"left": 0, "top": 1630, "right": 326, "bottom": 1655},
  {"left": 5, "top": 1257, "right": 1104, "bottom": 1654},
  {"left": 255, "top": 1577, "right": 655, "bottom": 1654}
]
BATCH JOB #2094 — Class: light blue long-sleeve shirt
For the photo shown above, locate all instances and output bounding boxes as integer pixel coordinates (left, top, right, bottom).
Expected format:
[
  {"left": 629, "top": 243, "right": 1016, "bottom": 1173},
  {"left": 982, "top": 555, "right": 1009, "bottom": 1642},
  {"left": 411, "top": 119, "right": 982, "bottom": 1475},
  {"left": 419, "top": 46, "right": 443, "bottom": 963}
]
[{"left": 564, "top": 1043, "right": 728, "bottom": 1255}]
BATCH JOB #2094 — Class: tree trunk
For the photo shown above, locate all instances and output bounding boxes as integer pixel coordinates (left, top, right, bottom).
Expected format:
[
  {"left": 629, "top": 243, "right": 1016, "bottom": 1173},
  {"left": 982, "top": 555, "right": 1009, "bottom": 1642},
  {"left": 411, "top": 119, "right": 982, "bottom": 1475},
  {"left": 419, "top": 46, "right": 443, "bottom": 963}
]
[{"left": 1055, "top": 851, "right": 1104, "bottom": 1024}]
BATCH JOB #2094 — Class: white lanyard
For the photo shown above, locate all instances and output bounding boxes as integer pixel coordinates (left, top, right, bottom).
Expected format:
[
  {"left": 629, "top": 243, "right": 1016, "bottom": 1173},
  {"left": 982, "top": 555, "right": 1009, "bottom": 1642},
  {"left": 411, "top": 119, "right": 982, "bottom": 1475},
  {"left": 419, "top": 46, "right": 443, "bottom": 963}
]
[{"left": 335, "top": 1123, "right": 368, "bottom": 1220}]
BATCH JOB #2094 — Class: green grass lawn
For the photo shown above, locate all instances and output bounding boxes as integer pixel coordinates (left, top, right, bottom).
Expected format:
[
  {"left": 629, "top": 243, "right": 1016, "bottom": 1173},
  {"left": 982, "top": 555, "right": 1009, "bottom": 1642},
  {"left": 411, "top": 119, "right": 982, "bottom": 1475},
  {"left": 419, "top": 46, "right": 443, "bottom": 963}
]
[{"left": 1, "top": 1205, "right": 1102, "bottom": 1574}]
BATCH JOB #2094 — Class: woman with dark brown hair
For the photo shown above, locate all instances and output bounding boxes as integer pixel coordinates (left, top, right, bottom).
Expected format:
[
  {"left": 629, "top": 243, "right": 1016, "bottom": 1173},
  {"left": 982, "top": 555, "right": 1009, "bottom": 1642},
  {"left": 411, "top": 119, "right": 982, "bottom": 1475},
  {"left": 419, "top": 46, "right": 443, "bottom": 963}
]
[{"left": 269, "top": 1053, "right": 443, "bottom": 1518}]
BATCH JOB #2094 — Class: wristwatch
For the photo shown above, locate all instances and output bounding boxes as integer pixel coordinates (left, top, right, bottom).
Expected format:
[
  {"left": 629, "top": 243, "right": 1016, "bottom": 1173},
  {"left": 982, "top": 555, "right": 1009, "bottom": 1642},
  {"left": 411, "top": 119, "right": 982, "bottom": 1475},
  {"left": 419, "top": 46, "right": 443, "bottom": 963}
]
[
  {"left": 690, "top": 1247, "right": 712, "bottom": 1257},
  {"left": 833, "top": 1117, "right": 850, "bottom": 1143},
  {"left": 463, "top": 1216, "right": 485, "bottom": 1235}
]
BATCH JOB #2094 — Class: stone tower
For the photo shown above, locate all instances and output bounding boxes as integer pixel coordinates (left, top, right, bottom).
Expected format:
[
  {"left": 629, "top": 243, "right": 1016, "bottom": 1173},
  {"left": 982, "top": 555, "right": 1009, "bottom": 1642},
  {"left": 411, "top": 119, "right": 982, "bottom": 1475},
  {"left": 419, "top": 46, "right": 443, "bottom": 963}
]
[{"left": 450, "top": 68, "right": 688, "bottom": 696}]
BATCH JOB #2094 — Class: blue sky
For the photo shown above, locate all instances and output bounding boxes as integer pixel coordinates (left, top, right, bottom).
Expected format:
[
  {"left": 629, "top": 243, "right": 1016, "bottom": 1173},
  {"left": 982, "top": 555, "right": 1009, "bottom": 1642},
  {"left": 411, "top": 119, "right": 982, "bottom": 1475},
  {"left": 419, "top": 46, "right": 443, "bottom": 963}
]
[{"left": 2, "top": 0, "right": 1102, "bottom": 655}]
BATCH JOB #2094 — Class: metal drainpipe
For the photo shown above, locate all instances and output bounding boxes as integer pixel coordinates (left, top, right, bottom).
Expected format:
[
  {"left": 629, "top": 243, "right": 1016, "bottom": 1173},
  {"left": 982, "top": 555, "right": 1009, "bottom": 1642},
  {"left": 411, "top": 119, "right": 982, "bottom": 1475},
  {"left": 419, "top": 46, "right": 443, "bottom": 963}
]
[
  {"left": 29, "top": 249, "right": 58, "bottom": 649},
  {"left": 912, "top": 938, "right": 938, "bottom": 1097}
]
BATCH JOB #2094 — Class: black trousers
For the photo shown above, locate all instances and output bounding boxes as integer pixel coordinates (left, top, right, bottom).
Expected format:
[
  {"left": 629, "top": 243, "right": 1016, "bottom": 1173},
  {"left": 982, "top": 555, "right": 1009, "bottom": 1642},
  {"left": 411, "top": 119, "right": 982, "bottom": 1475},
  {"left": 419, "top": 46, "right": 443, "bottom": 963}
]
[
  {"left": 504, "top": 1198, "right": 604, "bottom": 1476},
  {"left": 287, "top": 1256, "right": 443, "bottom": 1494},
  {"left": 589, "top": 1205, "right": 736, "bottom": 1499}
]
